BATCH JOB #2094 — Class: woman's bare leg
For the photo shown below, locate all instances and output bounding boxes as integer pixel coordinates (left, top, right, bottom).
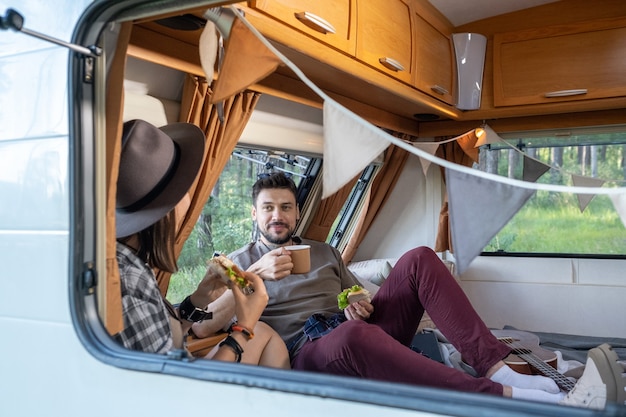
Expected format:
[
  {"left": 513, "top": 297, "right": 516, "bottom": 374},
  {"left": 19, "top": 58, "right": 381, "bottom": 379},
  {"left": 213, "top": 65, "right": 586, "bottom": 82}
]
[{"left": 204, "top": 321, "right": 290, "bottom": 369}]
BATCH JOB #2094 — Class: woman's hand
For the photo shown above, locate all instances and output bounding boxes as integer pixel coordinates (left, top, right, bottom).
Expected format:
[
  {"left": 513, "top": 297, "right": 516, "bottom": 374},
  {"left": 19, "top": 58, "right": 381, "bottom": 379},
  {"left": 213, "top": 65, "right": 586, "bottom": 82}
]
[
  {"left": 344, "top": 299, "right": 373, "bottom": 321},
  {"left": 248, "top": 247, "right": 293, "bottom": 281},
  {"left": 189, "top": 265, "right": 229, "bottom": 308},
  {"left": 230, "top": 272, "right": 268, "bottom": 330}
]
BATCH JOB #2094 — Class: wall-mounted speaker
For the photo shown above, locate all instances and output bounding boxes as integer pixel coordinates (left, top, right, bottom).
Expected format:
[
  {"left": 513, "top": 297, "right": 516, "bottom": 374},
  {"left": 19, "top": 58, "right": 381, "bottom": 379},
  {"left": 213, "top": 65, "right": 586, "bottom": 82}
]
[{"left": 452, "top": 33, "right": 487, "bottom": 110}]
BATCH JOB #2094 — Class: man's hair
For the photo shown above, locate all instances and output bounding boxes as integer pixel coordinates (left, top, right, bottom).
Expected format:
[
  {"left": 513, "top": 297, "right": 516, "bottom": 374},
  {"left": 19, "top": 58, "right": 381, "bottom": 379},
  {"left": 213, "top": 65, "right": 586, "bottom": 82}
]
[{"left": 252, "top": 172, "right": 297, "bottom": 205}]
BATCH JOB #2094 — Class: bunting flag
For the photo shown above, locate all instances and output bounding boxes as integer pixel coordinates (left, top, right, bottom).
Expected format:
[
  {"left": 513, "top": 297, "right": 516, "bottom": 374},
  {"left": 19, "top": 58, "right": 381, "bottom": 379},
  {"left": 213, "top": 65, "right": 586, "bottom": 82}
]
[
  {"left": 446, "top": 168, "right": 535, "bottom": 273},
  {"left": 323, "top": 99, "right": 391, "bottom": 199},
  {"left": 207, "top": 17, "right": 283, "bottom": 103},
  {"left": 198, "top": 21, "right": 218, "bottom": 81},
  {"left": 475, "top": 124, "right": 504, "bottom": 148},
  {"left": 412, "top": 143, "right": 439, "bottom": 176},
  {"left": 610, "top": 191, "right": 626, "bottom": 229},
  {"left": 457, "top": 130, "right": 480, "bottom": 163},
  {"left": 522, "top": 154, "right": 551, "bottom": 182},
  {"left": 572, "top": 175, "right": 606, "bottom": 212}
]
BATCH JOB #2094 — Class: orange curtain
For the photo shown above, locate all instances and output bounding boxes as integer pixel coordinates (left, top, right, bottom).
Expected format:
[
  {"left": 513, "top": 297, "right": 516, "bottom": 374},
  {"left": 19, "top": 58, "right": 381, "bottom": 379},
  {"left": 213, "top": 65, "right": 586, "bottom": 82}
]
[
  {"left": 342, "top": 144, "right": 409, "bottom": 262},
  {"left": 434, "top": 132, "right": 480, "bottom": 252},
  {"left": 104, "top": 22, "right": 132, "bottom": 335},
  {"left": 155, "top": 75, "right": 261, "bottom": 295}
]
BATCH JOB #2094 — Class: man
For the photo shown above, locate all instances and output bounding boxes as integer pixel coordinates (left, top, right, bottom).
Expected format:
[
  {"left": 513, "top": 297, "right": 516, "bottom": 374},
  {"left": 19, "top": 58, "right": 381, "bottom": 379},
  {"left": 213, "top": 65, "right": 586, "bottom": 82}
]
[{"left": 221, "top": 172, "right": 624, "bottom": 408}]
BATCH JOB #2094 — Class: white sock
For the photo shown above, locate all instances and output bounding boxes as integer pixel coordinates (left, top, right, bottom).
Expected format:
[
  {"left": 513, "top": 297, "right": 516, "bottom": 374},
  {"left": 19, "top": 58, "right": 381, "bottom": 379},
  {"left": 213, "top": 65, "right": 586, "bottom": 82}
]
[
  {"left": 511, "top": 386, "right": 566, "bottom": 403},
  {"left": 490, "top": 365, "right": 560, "bottom": 393}
]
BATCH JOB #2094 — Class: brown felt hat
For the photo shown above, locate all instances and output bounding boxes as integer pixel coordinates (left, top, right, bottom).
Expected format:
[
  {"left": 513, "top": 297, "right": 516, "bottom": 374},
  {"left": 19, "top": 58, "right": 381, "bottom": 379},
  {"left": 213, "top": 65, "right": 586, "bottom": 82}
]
[{"left": 116, "top": 119, "right": 205, "bottom": 238}]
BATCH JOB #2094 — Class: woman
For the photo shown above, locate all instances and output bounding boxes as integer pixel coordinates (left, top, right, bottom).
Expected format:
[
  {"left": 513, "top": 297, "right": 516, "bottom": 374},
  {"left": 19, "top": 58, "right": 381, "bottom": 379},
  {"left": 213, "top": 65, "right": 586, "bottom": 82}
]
[{"left": 113, "top": 119, "right": 289, "bottom": 368}]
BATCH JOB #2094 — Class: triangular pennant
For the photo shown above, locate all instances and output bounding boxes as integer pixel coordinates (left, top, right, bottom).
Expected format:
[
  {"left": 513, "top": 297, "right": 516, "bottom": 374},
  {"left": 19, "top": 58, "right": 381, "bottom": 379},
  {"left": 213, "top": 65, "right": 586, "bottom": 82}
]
[
  {"left": 209, "top": 17, "right": 283, "bottom": 103},
  {"left": 522, "top": 155, "right": 551, "bottom": 182},
  {"left": 412, "top": 143, "right": 439, "bottom": 176},
  {"left": 609, "top": 191, "right": 626, "bottom": 229},
  {"left": 457, "top": 130, "right": 479, "bottom": 163},
  {"left": 199, "top": 21, "right": 218, "bottom": 81},
  {"left": 572, "top": 175, "right": 605, "bottom": 212},
  {"left": 447, "top": 168, "right": 535, "bottom": 273},
  {"left": 475, "top": 124, "right": 504, "bottom": 148},
  {"left": 323, "top": 100, "right": 391, "bottom": 199}
]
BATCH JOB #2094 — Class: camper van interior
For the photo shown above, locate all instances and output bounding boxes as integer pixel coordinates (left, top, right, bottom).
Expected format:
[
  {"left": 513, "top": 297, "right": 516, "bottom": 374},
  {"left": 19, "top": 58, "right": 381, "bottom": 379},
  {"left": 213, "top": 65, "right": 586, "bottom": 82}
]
[{"left": 67, "top": 0, "right": 626, "bottom": 414}]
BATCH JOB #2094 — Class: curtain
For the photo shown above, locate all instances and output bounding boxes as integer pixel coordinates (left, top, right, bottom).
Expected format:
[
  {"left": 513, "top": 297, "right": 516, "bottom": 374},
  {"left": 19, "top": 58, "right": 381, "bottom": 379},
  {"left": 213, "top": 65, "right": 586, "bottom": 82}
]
[
  {"left": 302, "top": 176, "right": 358, "bottom": 242},
  {"left": 342, "top": 144, "right": 409, "bottom": 263},
  {"left": 155, "top": 75, "right": 260, "bottom": 295},
  {"left": 104, "top": 22, "right": 132, "bottom": 335},
  {"left": 434, "top": 132, "right": 480, "bottom": 252}
]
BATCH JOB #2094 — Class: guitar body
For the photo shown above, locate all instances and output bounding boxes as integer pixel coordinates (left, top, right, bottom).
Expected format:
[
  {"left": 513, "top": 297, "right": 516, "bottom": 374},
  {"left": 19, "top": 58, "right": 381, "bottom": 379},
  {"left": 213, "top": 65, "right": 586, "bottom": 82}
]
[
  {"left": 491, "top": 329, "right": 576, "bottom": 392},
  {"left": 492, "top": 329, "right": 557, "bottom": 375}
]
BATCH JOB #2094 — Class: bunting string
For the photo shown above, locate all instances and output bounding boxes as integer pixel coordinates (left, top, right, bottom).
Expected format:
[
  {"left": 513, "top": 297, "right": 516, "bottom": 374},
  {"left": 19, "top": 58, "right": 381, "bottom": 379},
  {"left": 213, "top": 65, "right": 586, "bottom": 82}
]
[
  {"left": 229, "top": 5, "right": 626, "bottom": 197},
  {"left": 486, "top": 129, "right": 626, "bottom": 185}
]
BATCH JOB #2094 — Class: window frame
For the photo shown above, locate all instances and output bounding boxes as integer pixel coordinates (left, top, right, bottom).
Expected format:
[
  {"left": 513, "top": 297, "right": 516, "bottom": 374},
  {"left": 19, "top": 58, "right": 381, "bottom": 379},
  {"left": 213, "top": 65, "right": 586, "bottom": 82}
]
[
  {"left": 67, "top": 2, "right": 615, "bottom": 416},
  {"left": 478, "top": 127, "right": 626, "bottom": 259}
]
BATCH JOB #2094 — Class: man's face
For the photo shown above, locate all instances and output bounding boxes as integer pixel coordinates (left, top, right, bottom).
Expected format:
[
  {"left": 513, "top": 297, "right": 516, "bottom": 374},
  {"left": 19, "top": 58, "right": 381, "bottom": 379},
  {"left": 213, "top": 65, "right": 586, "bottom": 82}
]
[{"left": 252, "top": 188, "right": 299, "bottom": 245}]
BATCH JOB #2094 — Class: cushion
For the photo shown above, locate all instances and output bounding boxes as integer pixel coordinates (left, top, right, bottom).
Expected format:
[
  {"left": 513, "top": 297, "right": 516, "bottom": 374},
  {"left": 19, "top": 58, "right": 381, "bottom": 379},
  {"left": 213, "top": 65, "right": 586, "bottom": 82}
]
[{"left": 348, "top": 258, "right": 396, "bottom": 292}]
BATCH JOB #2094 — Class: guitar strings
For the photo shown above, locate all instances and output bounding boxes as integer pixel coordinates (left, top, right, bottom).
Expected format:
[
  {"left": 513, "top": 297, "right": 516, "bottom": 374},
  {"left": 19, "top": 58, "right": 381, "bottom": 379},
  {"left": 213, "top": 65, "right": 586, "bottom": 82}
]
[{"left": 500, "top": 337, "right": 576, "bottom": 391}]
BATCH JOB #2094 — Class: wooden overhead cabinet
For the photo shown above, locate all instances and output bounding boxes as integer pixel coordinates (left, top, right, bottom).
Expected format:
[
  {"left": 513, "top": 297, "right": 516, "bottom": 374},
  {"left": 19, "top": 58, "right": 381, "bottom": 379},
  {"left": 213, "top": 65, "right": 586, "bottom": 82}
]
[
  {"left": 355, "top": 0, "right": 413, "bottom": 84},
  {"left": 493, "top": 16, "right": 626, "bottom": 107},
  {"left": 247, "top": 0, "right": 354, "bottom": 54},
  {"left": 412, "top": 11, "right": 454, "bottom": 105}
]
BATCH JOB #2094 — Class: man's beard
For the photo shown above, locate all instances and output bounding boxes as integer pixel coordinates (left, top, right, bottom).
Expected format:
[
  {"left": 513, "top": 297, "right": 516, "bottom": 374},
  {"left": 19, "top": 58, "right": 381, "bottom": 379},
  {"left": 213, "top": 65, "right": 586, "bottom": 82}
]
[{"left": 260, "top": 222, "right": 294, "bottom": 245}]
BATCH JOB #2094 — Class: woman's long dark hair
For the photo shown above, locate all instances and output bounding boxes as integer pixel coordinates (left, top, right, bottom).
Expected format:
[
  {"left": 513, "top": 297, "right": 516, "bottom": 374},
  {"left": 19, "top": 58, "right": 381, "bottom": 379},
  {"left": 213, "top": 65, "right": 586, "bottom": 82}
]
[{"left": 119, "top": 210, "right": 179, "bottom": 273}]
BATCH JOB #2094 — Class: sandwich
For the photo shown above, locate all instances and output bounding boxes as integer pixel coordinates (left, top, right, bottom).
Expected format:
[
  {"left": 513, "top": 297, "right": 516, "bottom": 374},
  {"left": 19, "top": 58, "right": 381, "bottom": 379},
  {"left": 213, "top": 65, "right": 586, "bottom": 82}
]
[
  {"left": 337, "top": 285, "right": 371, "bottom": 309},
  {"left": 209, "top": 253, "right": 253, "bottom": 294}
]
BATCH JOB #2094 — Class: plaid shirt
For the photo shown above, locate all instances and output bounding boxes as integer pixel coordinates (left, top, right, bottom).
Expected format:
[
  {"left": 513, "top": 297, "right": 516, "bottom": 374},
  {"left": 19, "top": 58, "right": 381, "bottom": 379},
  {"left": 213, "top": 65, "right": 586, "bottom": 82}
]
[
  {"left": 286, "top": 313, "right": 347, "bottom": 357},
  {"left": 114, "top": 242, "right": 174, "bottom": 354}
]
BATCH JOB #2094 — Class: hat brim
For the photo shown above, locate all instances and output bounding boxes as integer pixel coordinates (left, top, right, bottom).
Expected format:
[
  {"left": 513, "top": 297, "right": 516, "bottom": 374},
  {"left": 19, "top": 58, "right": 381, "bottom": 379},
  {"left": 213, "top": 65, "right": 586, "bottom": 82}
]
[{"left": 116, "top": 122, "right": 205, "bottom": 238}]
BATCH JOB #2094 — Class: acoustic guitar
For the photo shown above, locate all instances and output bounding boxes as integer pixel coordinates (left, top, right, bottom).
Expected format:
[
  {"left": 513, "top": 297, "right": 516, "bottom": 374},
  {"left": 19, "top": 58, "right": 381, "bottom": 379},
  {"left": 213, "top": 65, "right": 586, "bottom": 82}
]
[{"left": 492, "top": 329, "right": 576, "bottom": 392}]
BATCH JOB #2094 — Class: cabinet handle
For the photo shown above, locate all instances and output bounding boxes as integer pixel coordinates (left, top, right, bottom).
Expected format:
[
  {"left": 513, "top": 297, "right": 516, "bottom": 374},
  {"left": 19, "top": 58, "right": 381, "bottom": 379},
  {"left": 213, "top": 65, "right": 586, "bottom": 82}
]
[
  {"left": 378, "top": 57, "right": 405, "bottom": 72},
  {"left": 294, "top": 11, "right": 336, "bottom": 34},
  {"left": 430, "top": 85, "right": 449, "bottom": 95},
  {"left": 544, "top": 89, "right": 588, "bottom": 98}
]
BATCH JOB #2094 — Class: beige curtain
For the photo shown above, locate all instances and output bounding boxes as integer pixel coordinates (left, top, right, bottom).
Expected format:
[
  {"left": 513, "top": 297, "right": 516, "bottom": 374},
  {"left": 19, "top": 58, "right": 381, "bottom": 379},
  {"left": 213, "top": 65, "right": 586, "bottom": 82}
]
[
  {"left": 104, "top": 22, "right": 132, "bottom": 335},
  {"left": 155, "top": 75, "right": 261, "bottom": 295},
  {"left": 434, "top": 132, "right": 480, "bottom": 252},
  {"left": 342, "top": 144, "right": 409, "bottom": 262}
]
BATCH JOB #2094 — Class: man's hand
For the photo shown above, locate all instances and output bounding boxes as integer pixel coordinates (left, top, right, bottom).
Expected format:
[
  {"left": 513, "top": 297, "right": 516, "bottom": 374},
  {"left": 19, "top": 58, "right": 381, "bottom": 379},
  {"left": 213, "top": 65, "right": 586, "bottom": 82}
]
[
  {"left": 248, "top": 247, "right": 294, "bottom": 281},
  {"left": 344, "top": 299, "right": 373, "bottom": 321}
]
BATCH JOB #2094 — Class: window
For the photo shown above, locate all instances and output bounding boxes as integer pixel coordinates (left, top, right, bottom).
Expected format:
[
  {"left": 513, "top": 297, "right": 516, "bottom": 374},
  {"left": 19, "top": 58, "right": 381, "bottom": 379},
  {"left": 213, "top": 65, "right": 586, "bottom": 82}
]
[
  {"left": 478, "top": 128, "right": 626, "bottom": 256},
  {"left": 168, "top": 146, "right": 320, "bottom": 303}
]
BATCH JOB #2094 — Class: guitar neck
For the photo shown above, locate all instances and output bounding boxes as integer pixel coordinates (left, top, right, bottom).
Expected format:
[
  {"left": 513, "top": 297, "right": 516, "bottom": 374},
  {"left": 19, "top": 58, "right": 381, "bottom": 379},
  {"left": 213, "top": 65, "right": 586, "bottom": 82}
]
[
  {"left": 498, "top": 335, "right": 576, "bottom": 392},
  {"left": 515, "top": 352, "right": 576, "bottom": 392}
]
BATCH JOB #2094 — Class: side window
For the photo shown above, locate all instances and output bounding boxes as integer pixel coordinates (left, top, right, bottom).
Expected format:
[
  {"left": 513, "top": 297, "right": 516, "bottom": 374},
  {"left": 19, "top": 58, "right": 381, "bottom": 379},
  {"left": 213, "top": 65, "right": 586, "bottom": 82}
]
[
  {"left": 167, "top": 146, "right": 320, "bottom": 303},
  {"left": 479, "top": 130, "right": 626, "bottom": 256}
]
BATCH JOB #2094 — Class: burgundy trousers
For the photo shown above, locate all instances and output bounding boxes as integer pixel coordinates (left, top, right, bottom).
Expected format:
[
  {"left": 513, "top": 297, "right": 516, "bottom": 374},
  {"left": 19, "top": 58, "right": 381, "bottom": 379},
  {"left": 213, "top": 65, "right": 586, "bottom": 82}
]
[{"left": 291, "top": 246, "right": 511, "bottom": 395}]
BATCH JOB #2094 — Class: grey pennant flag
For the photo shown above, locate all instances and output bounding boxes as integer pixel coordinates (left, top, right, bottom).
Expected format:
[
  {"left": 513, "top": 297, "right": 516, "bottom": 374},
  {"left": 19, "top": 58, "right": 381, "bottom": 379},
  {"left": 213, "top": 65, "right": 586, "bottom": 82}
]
[{"left": 447, "top": 168, "right": 535, "bottom": 274}]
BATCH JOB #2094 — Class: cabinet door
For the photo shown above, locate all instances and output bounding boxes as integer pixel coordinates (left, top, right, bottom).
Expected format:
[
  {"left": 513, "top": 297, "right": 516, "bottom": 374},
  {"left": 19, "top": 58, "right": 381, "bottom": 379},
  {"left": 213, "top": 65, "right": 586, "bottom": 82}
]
[
  {"left": 413, "top": 12, "right": 454, "bottom": 105},
  {"left": 493, "top": 17, "right": 626, "bottom": 107},
  {"left": 249, "top": 0, "right": 352, "bottom": 52},
  {"left": 355, "top": 0, "right": 412, "bottom": 84}
]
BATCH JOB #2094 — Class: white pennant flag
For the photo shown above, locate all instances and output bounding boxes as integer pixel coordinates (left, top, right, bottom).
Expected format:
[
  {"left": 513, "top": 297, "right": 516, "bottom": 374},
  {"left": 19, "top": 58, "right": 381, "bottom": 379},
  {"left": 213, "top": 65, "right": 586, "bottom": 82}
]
[
  {"left": 609, "top": 191, "right": 626, "bottom": 229},
  {"left": 571, "top": 174, "right": 605, "bottom": 212},
  {"left": 323, "top": 99, "right": 391, "bottom": 198},
  {"left": 447, "top": 168, "right": 535, "bottom": 273},
  {"left": 412, "top": 142, "right": 440, "bottom": 177}
]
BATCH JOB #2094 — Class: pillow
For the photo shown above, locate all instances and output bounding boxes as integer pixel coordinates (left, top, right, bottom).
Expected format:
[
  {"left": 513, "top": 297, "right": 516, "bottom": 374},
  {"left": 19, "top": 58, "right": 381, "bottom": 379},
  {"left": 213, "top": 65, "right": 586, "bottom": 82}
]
[{"left": 348, "top": 259, "right": 395, "bottom": 288}]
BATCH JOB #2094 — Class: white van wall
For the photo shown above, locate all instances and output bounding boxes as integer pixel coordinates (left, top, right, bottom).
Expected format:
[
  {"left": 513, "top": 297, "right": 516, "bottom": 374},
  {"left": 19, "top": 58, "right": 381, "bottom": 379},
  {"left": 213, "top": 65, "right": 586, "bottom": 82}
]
[{"left": 0, "top": 3, "right": 438, "bottom": 415}]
